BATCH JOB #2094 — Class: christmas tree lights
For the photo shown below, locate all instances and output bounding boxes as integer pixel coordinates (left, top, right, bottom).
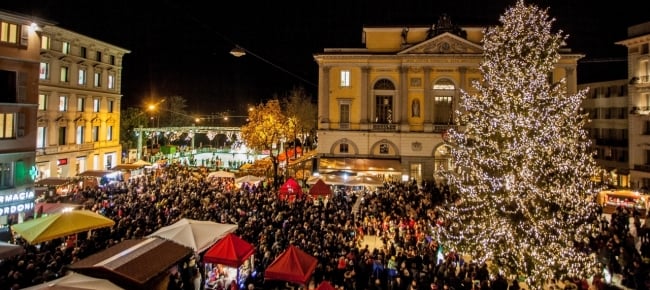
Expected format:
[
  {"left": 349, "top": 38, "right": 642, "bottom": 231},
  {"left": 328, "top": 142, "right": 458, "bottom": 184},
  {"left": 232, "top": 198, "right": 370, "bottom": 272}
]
[{"left": 437, "top": 1, "right": 602, "bottom": 288}]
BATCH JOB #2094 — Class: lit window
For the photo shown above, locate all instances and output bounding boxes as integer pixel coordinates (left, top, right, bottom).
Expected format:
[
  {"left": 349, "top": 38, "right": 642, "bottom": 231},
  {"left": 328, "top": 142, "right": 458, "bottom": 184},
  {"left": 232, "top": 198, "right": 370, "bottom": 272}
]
[
  {"left": 92, "top": 126, "right": 99, "bottom": 142},
  {"left": 340, "top": 70, "right": 351, "bottom": 87},
  {"left": 0, "top": 162, "right": 14, "bottom": 189},
  {"left": 106, "top": 126, "right": 113, "bottom": 141},
  {"left": 40, "top": 63, "right": 49, "bottom": 80},
  {"left": 93, "top": 99, "right": 100, "bottom": 112},
  {"left": 0, "top": 21, "right": 18, "bottom": 44},
  {"left": 0, "top": 113, "right": 15, "bottom": 139},
  {"left": 37, "top": 127, "right": 46, "bottom": 148},
  {"left": 62, "top": 41, "right": 71, "bottom": 54},
  {"left": 108, "top": 74, "right": 114, "bottom": 89},
  {"left": 60, "top": 66, "right": 69, "bottom": 82},
  {"left": 59, "top": 96, "right": 68, "bottom": 112},
  {"left": 94, "top": 72, "right": 101, "bottom": 87},
  {"left": 41, "top": 35, "right": 50, "bottom": 49},
  {"left": 78, "top": 68, "right": 86, "bottom": 85},
  {"left": 76, "top": 126, "right": 84, "bottom": 144},
  {"left": 38, "top": 94, "right": 47, "bottom": 111},
  {"left": 77, "top": 97, "right": 85, "bottom": 112}
]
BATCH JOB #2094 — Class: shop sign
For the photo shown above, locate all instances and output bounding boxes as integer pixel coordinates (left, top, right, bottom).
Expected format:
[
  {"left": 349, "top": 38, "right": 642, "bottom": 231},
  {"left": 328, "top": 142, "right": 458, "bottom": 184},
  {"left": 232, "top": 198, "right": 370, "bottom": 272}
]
[
  {"left": 57, "top": 158, "right": 68, "bottom": 166},
  {"left": 0, "top": 191, "right": 35, "bottom": 216}
]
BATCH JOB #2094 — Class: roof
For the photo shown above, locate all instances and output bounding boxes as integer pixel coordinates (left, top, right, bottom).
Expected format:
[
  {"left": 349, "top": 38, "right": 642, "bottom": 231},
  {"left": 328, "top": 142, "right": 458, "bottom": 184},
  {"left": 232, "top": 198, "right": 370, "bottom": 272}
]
[
  {"left": 111, "top": 164, "right": 144, "bottom": 171},
  {"left": 68, "top": 237, "right": 193, "bottom": 289},
  {"left": 35, "top": 177, "right": 74, "bottom": 187},
  {"left": 77, "top": 170, "right": 117, "bottom": 178},
  {"left": 319, "top": 158, "right": 402, "bottom": 172}
]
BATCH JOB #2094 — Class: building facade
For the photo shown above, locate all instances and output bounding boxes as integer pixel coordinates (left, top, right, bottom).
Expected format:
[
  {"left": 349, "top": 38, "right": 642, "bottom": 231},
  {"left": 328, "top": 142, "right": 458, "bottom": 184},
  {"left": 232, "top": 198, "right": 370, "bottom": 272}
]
[
  {"left": 313, "top": 16, "right": 582, "bottom": 183},
  {"left": 618, "top": 21, "right": 650, "bottom": 189},
  {"left": 36, "top": 26, "right": 129, "bottom": 178},
  {"left": 578, "top": 79, "right": 630, "bottom": 187},
  {"left": 0, "top": 11, "right": 50, "bottom": 227}
]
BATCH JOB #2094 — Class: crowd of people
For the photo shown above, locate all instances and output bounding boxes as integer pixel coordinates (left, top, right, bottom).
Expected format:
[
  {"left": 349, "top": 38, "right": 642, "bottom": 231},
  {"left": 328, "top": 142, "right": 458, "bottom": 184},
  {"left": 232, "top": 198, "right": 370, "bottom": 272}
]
[{"left": 0, "top": 162, "right": 649, "bottom": 290}]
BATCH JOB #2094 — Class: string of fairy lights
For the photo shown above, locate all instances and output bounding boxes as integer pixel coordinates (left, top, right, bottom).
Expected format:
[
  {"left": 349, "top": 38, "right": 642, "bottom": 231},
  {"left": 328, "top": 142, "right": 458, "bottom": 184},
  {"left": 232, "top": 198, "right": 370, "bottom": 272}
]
[{"left": 432, "top": 1, "right": 602, "bottom": 288}]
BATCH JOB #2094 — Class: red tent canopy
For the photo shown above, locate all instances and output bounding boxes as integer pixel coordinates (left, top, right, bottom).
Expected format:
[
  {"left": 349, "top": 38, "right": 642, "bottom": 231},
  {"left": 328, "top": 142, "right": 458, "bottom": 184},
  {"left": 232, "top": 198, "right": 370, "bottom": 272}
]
[
  {"left": 308, "top": 179, "right": 332, "bottom": 198},
  {"left": 264, "top": 245, "right": 317, "bottom": 285},
  {"left": 203, "top": 233, "right": 255, "bottom": 268},
  {"left": 316, "top": 280, "right": 337, "bottom": 290},
  {"left": 279, "top": 177, "right": 302, "bottom": 198}
]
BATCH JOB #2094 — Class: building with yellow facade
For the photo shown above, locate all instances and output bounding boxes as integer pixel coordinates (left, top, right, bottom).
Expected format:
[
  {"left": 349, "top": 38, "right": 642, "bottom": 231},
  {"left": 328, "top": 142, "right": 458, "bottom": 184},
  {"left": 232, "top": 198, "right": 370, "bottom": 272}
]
[
  {"left": 36, "top": 26, "right": 130, "bottom": 178},
  {"left": 313, "top": 15, "right": 581, "bottom": 183}
]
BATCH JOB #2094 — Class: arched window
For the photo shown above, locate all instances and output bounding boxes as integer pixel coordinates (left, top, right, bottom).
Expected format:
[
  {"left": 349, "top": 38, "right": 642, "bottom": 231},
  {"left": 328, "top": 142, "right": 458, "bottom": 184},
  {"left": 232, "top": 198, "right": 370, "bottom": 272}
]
[
  {"left": 433, "top": 78, "right": 455, "bottom": 124},
  {"left": 373, "top": 79, "right": 396, "bottom": 123}
]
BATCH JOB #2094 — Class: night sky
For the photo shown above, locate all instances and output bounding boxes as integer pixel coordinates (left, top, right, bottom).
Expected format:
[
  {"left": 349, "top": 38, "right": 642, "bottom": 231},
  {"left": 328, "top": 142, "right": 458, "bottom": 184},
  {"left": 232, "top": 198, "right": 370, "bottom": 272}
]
[{"left": 2, "top": 0, "right": 647, "bottom": 115}]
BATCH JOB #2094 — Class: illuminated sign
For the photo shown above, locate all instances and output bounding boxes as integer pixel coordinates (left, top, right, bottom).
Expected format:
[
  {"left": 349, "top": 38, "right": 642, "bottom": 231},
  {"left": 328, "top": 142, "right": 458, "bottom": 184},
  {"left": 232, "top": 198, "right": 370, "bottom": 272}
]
[
  {"left": 0, "top": 191, "right": 35, "bottom": 216},
  {"left": 57, "top": 158, "right": 68, "bottom": 166}
]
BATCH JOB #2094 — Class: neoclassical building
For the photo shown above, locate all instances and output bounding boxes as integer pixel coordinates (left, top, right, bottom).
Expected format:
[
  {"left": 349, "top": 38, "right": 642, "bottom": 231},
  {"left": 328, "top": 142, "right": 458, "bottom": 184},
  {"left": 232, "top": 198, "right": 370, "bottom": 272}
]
[
  {"left": 313, "top": 16, "right": 581, "bottom": 183},
  {"left": 618, "top": 21, "right": 650, "bottom": 189},
  {"left": 36, "top": 26, "right": 130, "bottom": 178}
]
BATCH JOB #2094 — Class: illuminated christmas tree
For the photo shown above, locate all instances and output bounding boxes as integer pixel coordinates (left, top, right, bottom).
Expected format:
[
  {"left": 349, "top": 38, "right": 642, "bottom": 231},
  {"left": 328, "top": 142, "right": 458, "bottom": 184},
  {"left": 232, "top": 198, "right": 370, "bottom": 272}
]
[{"left": 437, "top": 1, "right": 602, "bottom": 288}]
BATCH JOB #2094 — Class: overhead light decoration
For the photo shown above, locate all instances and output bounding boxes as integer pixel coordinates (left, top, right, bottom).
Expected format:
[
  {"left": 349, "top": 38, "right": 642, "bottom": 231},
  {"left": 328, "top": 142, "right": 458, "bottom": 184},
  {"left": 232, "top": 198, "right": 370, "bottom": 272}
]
[{"left": 230, "top": 46, "right": 246, "bottom": 57}]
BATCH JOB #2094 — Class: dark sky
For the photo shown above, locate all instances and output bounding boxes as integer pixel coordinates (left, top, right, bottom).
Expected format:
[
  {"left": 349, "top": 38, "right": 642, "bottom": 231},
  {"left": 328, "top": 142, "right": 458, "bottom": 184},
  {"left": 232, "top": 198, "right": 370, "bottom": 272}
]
[{"left": 2, "top": 0, "right": 647, "bottom": 115}]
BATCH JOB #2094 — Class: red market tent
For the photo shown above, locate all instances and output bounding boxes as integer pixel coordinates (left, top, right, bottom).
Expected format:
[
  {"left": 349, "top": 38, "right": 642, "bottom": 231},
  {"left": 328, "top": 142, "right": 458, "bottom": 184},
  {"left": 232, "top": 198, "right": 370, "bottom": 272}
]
[
  {"left": 316, "top": 280, "right": 337, "bottom": 290},
  {"left": 203, "top": 233, "right": 255, "bottom": 268},
  {"left": 279, "top": 177, "right": 303, "bottom": 201},
  {"left": 264, "top": 245, "right": 317, "bottom": 286},
  {"left": 308, "top": 179, "right": 332, "bottom": 198}
]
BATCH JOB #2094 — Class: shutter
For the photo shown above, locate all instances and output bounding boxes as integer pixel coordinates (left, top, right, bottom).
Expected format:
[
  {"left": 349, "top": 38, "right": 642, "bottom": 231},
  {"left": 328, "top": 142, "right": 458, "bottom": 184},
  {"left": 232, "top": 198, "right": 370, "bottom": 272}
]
[
  {"left": 20, "top": 25, "right": 29, "bottom": 46},
  {"left": 17, "top": 112, "right": 25, "bottom": 137},
  {"left": 17, "top": 72, "right": 27, "bottom": 103}
]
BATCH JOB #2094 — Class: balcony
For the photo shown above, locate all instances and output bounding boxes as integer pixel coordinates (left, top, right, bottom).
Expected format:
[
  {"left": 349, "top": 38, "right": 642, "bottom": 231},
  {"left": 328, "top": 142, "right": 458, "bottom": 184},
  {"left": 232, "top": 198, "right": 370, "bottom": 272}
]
[
  {"left": 634, "top": 164, "right": 650, "bottom": 173},
  {"left": 432, "top": 124, "right": 458, "bottom": 133},
  {"left": 371, "top": 123, "right": 398, "bottom": 131}
]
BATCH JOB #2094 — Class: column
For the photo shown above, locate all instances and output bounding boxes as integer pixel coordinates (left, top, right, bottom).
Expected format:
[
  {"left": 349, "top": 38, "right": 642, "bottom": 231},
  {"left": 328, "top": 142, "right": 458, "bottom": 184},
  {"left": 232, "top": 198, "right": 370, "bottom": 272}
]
[
  {"left": 565, "top": 67, "right": 576, "bottom": 95},
  {"left": 360, "top": 66, "right": 369, "bottom": 129},
  {"left": 423, "top": 68, "right": 433, "bottom": 132},
  {"left": 457, "top": 67, "right": 467, "bottom": 126},
  {"left": 318, "top": 66, "right": 330, "bottom": 129},
  {"left": 400, "top": 66, "right": 410, "bottom": 132}
]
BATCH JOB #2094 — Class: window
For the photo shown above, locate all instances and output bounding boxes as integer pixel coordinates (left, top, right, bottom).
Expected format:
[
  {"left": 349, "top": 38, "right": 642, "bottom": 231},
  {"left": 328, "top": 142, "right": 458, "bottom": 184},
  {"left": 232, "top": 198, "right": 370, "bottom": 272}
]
[
  {"left": 0, "top": 70, "right": 16, "bottom": 103},
  {"left": 339, "top": 143, "right": 349, "bottom": 153},
  {"left": 0, "top": 21, "right": 18, "bottom": 44},
  {"left": 39, "top": 62, "right": 49, "bottom": 80},
  {"left": 62, "top": 41, "right": 71, "bottom": 54},
  {"left": 108, "top": 100, "right": 114, "bottom": 113},
  {"left": 410, "top": 163, "right": 422, "bottom": 183},
  {"left": 38, "top": 94, "right": 47, "bottom": 111},
  {"left": 0, "top": 162, "right": 13, "bottom": 189},
  {"left": 41, "top": 35, "right": 50, "bottom": 49},
  {"left": 433, "top": 79, "right": 455, "bottom": 124},
  {"left": 37, "top": 127, "right": 46, "bottom": 148},
  {"left": 77, "top": 97, "right": 85, "bottom": 112},
  {"left": 92, "top": 126, "right": 99, "bottom": 142},
  {"left": 379, "top": 143, "right": 389, "bottom": 154},
  {"left": 0, "top": 113, "right": 15, "bottom": 139},
  {"left": 110, "top": 55, "right": 115, "bottom": 65},
  {"left": 108, "top": 74, "right": 115, "bottom": 89},
  {"left": 96, "top": 51, "right": 102, "bottom": 62},
  {"left": 59, "top": 96, "right": 68, "bottom": 111},
  {"left": 78, "top": 68, "right": 86, "bottom": 85},
  {"left": 94, "top": 72, "right": 101, "bottom": 87},
  {"left": 80, "top": 46, "right": 87, "bottom": 58},
  {"left": 375, "top": 96, "right": 393, "bottom": 123},
  {"left": 340, "top": 70, "right": 351, "bottom": 87},
  {"left": 76, "top": 126, "right": 84, "bottom": 144},
  {"left": 58, "top": 126, "right": 66, "bottom": 145},
  {"left": 93, "top": 99, "right": 100, "bottom": 112},
  {"left": 106, "top": 125, "right": 113, "bottom": 141},
  {"left": 60, "top": 66, "right": 69, "bottom": 83},
  {"left": 339, "top": 102, "right": 350, "bottom": 128}
]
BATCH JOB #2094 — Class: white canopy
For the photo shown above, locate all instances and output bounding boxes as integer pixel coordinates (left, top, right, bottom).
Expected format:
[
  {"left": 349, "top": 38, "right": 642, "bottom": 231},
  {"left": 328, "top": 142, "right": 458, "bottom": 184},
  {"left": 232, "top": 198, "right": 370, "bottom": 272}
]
[
  {"left": 147, "top": 218, "right": 238, "bottom": 253},
  {"left": 207, "top": 170, "right": 236, "bottom": 179}
]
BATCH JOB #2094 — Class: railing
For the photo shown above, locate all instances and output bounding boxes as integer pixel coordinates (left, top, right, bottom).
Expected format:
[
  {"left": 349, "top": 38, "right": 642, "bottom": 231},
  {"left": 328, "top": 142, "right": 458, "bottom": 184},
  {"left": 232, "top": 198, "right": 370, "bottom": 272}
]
[
  {"left": 634, "top": 164, "right": 650, "bottom": 172},
  {"left": 432, "top": 124, "right": 458, "bottom": 133},
  {"left": 339, "top": 122, "right": 350, "bottom": 129},
  {"left": 372, "top": 123, "right": 398, "bottom": 131}
]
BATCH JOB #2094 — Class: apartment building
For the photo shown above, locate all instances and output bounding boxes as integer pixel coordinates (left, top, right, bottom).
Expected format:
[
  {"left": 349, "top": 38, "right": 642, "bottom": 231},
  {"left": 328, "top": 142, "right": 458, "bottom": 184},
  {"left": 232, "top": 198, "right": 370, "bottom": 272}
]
[
  {"left": 313, "top": 15, "right": 581, "bottom": 183},
  {"left": 618, "top": 21, "right": 650, "bottom": 189},
  {"left": 579, "top": 80, "right": 629, "bottom": 187},
  {"left": 0, "top": 11, "right": 51, "bottom": 227},
  {"left": 36, "top": 26, "right": 130, "bottom": 178}
]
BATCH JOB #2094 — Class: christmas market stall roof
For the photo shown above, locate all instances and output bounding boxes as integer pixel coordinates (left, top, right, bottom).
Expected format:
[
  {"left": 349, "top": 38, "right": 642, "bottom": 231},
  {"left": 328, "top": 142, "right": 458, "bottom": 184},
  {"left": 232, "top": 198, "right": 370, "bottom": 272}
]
[
  {"left": 67, "top": 237, "right": 193, "bottom": 289},
  {"left": 264, "top": 245, "right": 318, "bottom": 285},
  {"left": 203, "top": 233, "right": 255, "bottom": 268}
]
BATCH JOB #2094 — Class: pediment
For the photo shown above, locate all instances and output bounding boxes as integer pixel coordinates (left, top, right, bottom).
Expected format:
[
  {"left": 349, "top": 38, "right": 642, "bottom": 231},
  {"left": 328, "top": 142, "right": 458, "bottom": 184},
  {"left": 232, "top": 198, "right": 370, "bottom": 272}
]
[{"left": 399, "top": 32, "right": 483, "bottom": 55}]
